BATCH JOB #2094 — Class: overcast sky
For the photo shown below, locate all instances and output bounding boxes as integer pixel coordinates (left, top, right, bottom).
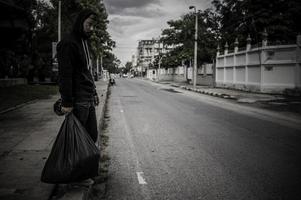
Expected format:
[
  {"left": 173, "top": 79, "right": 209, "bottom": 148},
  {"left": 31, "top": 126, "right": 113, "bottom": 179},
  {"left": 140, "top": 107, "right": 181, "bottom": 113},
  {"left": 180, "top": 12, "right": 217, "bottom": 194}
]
[{"left": 103, "top": 0, "right": 212, "bottom": 66}]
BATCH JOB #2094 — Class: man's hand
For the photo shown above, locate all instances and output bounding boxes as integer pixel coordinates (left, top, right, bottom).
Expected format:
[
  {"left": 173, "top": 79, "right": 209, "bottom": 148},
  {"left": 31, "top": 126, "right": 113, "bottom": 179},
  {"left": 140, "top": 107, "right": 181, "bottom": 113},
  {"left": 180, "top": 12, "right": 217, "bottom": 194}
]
[{"left": 61, "top": 106, "right": 73, "bottom": 113}]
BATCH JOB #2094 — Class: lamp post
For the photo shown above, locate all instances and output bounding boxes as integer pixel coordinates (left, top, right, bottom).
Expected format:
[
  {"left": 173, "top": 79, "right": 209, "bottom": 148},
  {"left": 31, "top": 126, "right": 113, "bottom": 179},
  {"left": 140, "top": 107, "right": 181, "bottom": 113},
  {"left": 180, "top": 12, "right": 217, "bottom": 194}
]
[
  {"left": 158, "top": 38, "right": 163, "bottom": 81},
  {"left": 158, "top": 53, "right": 162, "bottom": 81},
  {"left": 58, "top": 0, "right": 61, "bottom": 42},
  {"left": 189, "top": 6, "right": 198, "bottom": 89}
]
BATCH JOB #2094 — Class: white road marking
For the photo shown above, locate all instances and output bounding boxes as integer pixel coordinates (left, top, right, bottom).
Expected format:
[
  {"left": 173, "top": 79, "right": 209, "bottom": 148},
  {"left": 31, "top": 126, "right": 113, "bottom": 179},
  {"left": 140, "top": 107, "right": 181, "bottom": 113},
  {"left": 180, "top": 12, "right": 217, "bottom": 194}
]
[
  {"left": 137, "top": 172, "right": 147, "bottom": 185},
  {"left": 120, "top": 109, "right": 124, "bottom": 113}
]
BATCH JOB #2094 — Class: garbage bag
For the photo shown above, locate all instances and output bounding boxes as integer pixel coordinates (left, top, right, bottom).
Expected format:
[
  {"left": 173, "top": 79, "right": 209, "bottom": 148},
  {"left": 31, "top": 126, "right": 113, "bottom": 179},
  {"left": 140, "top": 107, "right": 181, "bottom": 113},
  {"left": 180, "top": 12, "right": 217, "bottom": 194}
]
[{"left": 41, "top": 112, "right": 100, "bottom": 184}]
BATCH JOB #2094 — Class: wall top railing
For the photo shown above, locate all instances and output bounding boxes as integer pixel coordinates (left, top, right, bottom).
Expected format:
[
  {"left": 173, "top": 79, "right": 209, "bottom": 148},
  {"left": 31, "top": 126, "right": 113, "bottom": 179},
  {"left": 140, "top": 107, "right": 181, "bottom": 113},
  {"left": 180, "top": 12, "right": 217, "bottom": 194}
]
[{"left": 216, "top": 30, "right": 300, "bottom": 59}]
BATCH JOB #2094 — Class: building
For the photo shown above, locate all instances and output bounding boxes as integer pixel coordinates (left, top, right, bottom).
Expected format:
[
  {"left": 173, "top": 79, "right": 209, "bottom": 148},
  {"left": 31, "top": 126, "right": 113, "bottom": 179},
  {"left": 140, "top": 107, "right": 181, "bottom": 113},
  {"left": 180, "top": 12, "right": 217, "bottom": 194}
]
[
  {"left": 136, "top": 38, "right": 173, "bottom": 77},
  {"left": 136, "top": 38, "right": 173, "bottom": 76},
  {"left": 136, "top": 39, "right": 156, "bottom": 76}
]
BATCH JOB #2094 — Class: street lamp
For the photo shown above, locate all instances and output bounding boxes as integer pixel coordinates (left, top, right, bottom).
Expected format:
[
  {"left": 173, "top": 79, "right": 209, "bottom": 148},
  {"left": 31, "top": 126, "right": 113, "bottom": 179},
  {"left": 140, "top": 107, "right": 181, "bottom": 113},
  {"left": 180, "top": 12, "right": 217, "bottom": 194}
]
[
  {"left": 189, "top": 6, "right": 198, "bottom": 89},
  {"left": 158, "top": 37, "right": 163, "bottom": 81},
  {"left": 158, "top": 53, "right": 162, "bottom": 81},
  {"left": 58, "top": 0, "right": 61, "bottom": 42}
]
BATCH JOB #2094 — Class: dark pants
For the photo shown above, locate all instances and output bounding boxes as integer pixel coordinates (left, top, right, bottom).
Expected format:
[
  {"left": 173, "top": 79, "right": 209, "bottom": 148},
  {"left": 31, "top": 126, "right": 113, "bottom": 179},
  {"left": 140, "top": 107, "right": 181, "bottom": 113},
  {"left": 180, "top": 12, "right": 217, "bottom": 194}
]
[{"left": 73, "top": 101, "right": 98, "bottom": 143}]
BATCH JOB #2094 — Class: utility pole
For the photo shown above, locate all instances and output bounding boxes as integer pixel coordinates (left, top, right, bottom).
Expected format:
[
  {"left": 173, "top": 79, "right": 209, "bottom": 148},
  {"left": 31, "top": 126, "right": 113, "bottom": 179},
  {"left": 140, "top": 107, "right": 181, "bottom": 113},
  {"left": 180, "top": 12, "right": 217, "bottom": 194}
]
[
  {"left": 58, "top": 0, "right": 61, "bottom": 42},
  {"left": 189, "top": 6, "right": 198, "bottom": 88},
  {"left": 96, "top": 56, "right": 99, "bottom": 81},
  {"left": 158, "top": 38, "right": 162, "bottom": 81},
  {"left": 100, "top": 55, "right": 103, "bottom": 79},
  {"left": 158, "top": 55, "right": 162, "bottom": 81}
]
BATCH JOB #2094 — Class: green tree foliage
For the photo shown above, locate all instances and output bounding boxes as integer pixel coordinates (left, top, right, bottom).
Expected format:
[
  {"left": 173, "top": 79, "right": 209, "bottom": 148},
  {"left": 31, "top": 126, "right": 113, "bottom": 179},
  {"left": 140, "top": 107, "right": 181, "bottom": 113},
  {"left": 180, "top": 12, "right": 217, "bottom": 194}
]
[
  {"left": 18, "top": 0, "right": 116, "bottom": 79},
  {"left": 152, "top": 48, "right": 183, "bottom": 69},
  {"left": 212, "top": 0, "right": 301, "bottom": 46},
  {"left": 160, "top": 9, "right": 219, "bottom": 68},
  {"left": 103, "top": 52, "right": 120, "bottom": 74},
  {"left": 79, "top": 0, "right": 114, "bottom": 57},
  {"left": 12, "top": 0, "right": 38, "bottom": 53},
  {"left": 50, "top": 0, "right": 81, "bottom": 39},
  {"left": 157, "top": 0, "right": 300, "bottom": 69},
  {"left": 14, "top": 0, "right": 36, "bottom": 28},
  {"left": 124, "top": 61, "right": 132, "bottom": 74},
  {"left": 160, "top": 15, "right": 194, "bottom": 63},
  {"left": 32, "top": 1, "right": 57, "bottom": 56},
  {"left": 49, "top": 0, "right": 115, "bottom": 58},
  {"left": 11, "top": 0, "right": 50, "bottom": 79}
]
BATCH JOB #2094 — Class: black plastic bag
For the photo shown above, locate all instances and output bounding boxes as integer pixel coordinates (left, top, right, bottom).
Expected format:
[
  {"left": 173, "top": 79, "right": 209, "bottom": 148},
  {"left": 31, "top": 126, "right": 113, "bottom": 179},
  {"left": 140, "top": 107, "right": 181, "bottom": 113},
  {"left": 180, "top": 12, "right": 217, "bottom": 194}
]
[{"left": 41, "top": 112, "right": 100, "bottom": 184}]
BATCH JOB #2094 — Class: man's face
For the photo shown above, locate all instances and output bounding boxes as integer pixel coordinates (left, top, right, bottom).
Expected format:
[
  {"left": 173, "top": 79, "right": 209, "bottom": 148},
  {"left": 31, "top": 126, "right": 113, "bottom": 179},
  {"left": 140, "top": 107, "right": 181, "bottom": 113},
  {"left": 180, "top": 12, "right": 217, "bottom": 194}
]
[{"left": 83, "top": 15, "right": 95, "bottom": 37}]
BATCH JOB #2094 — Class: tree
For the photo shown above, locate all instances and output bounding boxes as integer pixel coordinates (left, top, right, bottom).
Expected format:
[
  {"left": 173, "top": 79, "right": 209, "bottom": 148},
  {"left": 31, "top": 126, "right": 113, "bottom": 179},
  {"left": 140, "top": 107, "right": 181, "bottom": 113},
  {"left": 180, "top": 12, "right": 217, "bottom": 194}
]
[
  {"left": 32, "top": 0, "right": 57, "bottom": 71},
  {"left": 159, "top": 9, "right": 219, "bottom": 68},
  {"left": 212, "top": 0, "right": 301, "bottom": 47},
  {"left": 49, "top": 0, "right": 115, "bottom": 60},
  {"left": 79, "top": 0, "right": 114, "bottom": 57},
  {"left": 102, "top": 52, "right": 120, "bottom": 74},
  {"left": 160, "top": 14, "right": 194, "bottom": 64},
  {"left": 50, "top": 0, "right": 81, "bottom": 39},
  {"left": 124, "top": 62, "right": 132, "bottom": 74},
  {"left": 6, "top": 0, "right": 44, "bottom": 79}
]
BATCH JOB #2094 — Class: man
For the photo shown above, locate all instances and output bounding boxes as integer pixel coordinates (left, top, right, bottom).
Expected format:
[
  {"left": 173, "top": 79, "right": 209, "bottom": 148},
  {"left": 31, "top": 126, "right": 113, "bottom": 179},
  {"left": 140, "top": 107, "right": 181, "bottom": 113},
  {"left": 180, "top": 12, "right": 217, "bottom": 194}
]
[
  {"left": 57, "top": 10, "right": 99, "bottom": 149},
  {"left": 57, "top": 9, "right": 99, "bottom": 186}
]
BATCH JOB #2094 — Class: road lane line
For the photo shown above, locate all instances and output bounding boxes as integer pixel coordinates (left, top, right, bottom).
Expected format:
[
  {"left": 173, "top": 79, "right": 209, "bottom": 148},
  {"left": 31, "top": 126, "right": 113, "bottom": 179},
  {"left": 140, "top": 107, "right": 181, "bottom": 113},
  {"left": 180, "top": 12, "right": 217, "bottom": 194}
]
[
  {"left": 118, "top": 97, "right": 151, "bottom": 198},
  {"left": 137, "top": 172, "right": 147, "bottom": 185}
]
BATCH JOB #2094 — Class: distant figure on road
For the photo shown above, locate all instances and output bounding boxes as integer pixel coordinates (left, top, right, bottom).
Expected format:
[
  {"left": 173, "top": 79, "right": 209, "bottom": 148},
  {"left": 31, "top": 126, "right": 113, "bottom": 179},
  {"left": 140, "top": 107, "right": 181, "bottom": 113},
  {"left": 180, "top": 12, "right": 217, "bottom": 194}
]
[
  {"left": 109, "top": 73, "right": 116, "bottom": 86},
  {"left": 57, "top": 9, "right": 100, "bottom": 185}
]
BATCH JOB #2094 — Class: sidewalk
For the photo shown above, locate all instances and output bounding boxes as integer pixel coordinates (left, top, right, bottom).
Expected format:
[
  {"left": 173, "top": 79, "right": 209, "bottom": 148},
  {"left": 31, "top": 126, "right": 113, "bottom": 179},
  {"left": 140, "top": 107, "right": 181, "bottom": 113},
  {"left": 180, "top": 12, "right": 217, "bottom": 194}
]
[
  {"left": 0, "top": 80, "right": 109, "bottom": 200},
  {"left": 151, "top": 80, "right": 301, "bottom": 116}
]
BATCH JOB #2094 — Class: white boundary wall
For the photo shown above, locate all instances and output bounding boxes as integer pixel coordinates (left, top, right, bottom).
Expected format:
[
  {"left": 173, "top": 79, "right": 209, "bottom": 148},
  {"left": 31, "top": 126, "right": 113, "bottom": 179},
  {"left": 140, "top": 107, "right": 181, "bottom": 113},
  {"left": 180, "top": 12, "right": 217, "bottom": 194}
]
[
  {"left": 216, "top": 41, "right": 301, "bottom": 93},
  {"left": 147, "top": 64, "right": 213, "bottom": 85}
]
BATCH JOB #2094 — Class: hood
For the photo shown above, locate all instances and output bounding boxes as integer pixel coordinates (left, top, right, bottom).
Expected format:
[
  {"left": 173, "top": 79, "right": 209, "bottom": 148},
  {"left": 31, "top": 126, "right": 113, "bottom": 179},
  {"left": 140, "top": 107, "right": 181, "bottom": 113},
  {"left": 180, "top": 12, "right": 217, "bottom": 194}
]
[{"left": 72, "top": 9, "right": 96, "bottom": 39}]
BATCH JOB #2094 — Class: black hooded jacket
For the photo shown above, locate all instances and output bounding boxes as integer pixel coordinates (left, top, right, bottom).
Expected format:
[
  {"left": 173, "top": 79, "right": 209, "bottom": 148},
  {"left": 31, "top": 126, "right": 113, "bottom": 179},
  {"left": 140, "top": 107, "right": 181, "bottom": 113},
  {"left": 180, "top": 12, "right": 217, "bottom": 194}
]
[{"left": 57, "top": 9, "right": 97, "bottom": 107}]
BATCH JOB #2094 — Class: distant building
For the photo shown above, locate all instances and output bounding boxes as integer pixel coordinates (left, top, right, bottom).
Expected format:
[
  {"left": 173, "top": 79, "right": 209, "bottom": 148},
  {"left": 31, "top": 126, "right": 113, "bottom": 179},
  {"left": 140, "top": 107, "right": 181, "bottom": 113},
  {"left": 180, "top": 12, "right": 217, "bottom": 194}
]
[{"left": 136, "top": 38, "right": 173, "bottom": 76}]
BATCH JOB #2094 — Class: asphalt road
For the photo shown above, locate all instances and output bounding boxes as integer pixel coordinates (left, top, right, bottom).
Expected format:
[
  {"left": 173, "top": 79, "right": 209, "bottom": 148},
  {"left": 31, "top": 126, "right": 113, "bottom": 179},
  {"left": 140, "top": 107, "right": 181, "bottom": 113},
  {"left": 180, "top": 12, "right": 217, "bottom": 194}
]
[{"left": 103, "top": 78, "right": 301, "bottom": 200}]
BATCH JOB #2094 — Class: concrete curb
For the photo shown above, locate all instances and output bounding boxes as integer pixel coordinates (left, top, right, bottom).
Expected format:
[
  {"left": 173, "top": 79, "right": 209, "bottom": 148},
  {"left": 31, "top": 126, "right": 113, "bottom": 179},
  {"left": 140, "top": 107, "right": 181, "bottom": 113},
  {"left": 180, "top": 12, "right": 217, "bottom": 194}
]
[
  {"left": 148, "top": 80, "right": 245, "bottom": 101},
  {"left": 173, "top": 85, "right": 238, "bottom": 100},
  {"left": 97, "top": 82, "right": 110, "bottom": 132}
]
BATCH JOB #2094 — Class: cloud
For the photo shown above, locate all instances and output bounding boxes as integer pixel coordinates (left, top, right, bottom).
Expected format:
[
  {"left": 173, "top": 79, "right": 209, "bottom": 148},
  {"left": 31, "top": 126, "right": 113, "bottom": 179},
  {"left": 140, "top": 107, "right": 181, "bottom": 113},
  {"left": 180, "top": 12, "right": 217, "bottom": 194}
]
[
  {"left": 108, "top": 16, "right": 143, "bottom": 36},
  {"left": 110, "top": 16, "right": 142, "bottom": 28},
  {"left": 105, "top": 0, "right": 161, "bottom": 15},
  {"left": 106, "top": 0, "right": 159, "bottom": 8},
  {"left": 104, "top": 0, "right": 213, "bottom": 65},
  {"left": 113, "top": 6, "right": 165, "bottom": 18}
]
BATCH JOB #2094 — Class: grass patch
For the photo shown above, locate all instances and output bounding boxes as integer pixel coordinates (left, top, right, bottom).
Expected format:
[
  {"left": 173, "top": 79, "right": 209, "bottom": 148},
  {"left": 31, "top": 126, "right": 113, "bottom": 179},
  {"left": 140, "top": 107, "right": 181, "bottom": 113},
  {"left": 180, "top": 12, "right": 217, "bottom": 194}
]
[
  {"left": 100, "top": 134, "right": 109, "bottom": 146},
  {"left": 0, "top": 84, "right": 59, "bottom": 111}
]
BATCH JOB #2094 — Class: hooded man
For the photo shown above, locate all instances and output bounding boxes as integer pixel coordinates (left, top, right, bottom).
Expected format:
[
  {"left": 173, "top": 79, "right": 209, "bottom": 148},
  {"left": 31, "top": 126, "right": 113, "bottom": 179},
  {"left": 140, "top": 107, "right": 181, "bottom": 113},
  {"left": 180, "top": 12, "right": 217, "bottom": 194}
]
[{"left": 57, "top": 9, "right": 99, "bottom": 144}]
